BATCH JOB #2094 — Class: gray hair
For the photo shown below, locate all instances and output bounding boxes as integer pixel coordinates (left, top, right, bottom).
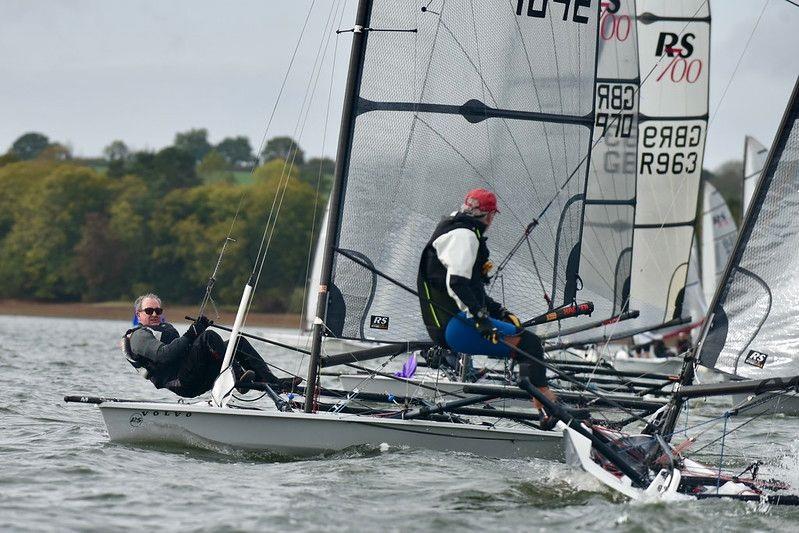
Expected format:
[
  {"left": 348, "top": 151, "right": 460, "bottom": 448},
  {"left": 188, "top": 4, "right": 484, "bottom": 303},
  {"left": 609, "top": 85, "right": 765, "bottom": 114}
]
[
  {"left": 133, "top": 293, "right": 162, "bottom": 313},
  {"left": 459, "top": 203, "right": 489, "bottom": 218}
]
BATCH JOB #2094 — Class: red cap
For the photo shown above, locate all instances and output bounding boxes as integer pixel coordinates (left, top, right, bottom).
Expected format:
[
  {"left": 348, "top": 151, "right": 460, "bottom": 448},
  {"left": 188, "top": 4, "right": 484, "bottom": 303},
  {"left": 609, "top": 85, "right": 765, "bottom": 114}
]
[{"left": 463, "top": 188, "right": 500, "bottom": 215}]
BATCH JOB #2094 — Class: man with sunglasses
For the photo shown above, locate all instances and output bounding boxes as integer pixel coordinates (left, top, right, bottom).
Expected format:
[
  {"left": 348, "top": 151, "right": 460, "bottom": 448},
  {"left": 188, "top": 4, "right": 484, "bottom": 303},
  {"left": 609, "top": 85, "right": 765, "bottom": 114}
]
[{"left": 123, "top": 293, "right": 296, "bottom": 398}]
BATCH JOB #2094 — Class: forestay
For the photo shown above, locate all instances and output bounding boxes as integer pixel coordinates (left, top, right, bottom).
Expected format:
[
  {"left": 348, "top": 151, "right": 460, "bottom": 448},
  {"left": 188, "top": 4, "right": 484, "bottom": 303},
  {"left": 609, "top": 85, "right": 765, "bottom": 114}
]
[
  {"left": 325, "top": 1, "right": 600, "bottom": 342},
  {"left": 700, "top": 181, "right": 737, "bottom": 304},
  {"left": 614, "top": 0, "right": 710, "bottom": 337},
  {"left": 549, "top": 0, "right": 640, "bottom": 341},
  {"left": 698, "top": 76, "right": 799, "bottom": 380},
  {"left": 742, "top": 135, "right": 768, "bottom": 216}
]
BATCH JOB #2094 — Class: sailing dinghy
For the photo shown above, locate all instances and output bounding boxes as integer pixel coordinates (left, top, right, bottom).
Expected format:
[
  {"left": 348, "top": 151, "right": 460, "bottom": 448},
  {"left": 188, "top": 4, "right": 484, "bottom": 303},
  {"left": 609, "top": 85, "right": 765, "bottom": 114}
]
[{"left": 68, "top": 0, "right": 617, "bottom": 459}]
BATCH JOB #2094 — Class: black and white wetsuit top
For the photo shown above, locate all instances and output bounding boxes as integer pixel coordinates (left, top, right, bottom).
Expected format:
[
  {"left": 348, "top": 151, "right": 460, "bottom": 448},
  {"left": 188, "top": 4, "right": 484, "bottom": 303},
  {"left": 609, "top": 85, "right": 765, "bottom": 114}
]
[{"left": 417, "top": 212, "right": 504, "bottom": 347}]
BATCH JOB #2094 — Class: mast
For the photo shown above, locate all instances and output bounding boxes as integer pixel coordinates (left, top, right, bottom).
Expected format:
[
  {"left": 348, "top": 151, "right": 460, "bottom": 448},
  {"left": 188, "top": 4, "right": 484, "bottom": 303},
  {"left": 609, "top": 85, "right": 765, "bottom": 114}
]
[
  {"left": 305, "top": 0, "right": 372, "bottom": 413},
  {"left": 658, "top": 76, "right": 799, "bottom": 436}
]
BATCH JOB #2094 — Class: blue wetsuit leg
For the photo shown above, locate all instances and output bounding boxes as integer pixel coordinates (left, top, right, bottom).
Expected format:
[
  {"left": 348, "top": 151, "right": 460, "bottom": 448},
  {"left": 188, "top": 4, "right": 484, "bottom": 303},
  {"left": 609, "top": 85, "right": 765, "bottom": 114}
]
[{"left": 444, "top": 311, "right": 519, "bottom": 358}]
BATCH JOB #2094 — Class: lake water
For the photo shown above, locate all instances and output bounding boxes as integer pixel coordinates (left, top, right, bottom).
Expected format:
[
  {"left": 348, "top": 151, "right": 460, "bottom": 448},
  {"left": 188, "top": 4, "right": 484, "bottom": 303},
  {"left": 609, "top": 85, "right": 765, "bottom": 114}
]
[{"left": 2, "top": 315, "right": 799, "bottom": 531}]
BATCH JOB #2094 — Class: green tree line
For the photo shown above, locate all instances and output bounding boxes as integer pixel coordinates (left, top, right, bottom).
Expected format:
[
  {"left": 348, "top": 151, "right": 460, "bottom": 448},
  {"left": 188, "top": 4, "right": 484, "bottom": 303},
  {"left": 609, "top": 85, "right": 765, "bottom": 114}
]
[{"left": 0, "top": 131, "right": 334, "bottom": 312}]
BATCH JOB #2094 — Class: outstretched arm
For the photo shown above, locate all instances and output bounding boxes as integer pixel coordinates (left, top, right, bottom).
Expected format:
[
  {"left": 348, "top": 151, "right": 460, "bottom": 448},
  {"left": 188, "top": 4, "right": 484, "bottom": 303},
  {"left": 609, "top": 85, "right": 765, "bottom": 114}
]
[{"left": 128, "top": 327, "right": 191, "bottom": 367}]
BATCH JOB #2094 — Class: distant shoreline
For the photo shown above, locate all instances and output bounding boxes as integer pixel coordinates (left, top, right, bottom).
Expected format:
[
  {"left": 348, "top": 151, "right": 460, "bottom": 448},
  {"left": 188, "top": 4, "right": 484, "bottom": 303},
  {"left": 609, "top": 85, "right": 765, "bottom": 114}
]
[{"left": 0, "top": 299, "right": 303, "bottom": 329}]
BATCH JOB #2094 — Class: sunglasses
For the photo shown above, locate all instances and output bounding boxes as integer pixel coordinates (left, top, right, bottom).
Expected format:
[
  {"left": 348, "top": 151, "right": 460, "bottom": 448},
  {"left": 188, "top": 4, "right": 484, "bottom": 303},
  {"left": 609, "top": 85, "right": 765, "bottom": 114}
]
[{"left": 140, "top": 307, "right": 163, "bottom": 316}]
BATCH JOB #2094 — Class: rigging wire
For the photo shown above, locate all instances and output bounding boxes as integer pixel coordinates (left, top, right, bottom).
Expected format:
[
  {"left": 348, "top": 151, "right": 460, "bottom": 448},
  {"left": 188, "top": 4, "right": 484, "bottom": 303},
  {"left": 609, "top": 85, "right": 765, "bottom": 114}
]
[
  {"left": 251, "top": 1, "right": 318, "bottom": 173},
  {"left": 245, "top": 0, "right": 342, "bottom": 328},
  {"left": 294, "top": 0, "right": 350, "bottom": 381},
  {"left": 707, "top": 0, "right": 770, "bottom": 128}
]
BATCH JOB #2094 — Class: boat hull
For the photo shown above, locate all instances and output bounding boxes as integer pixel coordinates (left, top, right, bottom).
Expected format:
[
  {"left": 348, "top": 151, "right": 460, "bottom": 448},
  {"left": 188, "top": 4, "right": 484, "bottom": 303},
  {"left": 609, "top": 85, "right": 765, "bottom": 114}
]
[
  {"left": 99, "top": 402, "right": 563, "bottom": 460},
  {"left": 337, "top": 373, "right": 533, "bottom": 409},
  {"left": 613, "top": 357, "right": 683, "bottom": 375}
]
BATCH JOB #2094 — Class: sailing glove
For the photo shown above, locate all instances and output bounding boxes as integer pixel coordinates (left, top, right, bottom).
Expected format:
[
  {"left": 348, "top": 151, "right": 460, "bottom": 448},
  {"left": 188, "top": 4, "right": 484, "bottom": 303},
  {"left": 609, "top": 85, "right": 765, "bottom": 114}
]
[
  {"left": 184, "top": 315, "right": 211, "bottom": 342},
  {"left": 473, "top": 308, "right": 499, "bottom": 344},
  {"left": 501, "top": 310, "right": 522, "bottom": 329}
]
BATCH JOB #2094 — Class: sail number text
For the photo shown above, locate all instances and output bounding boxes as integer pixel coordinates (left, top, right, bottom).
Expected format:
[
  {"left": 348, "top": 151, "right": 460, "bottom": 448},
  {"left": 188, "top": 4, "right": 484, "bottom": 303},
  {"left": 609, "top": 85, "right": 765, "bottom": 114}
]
[
  {"left": 600, "top": 1, "right": 630, "bottom": 41},
  {"left": 595, "top": 83, "right": 635, "bottom": 138},
  {"left": 639, "top": 124, "right": 703, "bottom": 175},
  {"left": 516, "top": 0, "right": 592, "bottom": 24}
]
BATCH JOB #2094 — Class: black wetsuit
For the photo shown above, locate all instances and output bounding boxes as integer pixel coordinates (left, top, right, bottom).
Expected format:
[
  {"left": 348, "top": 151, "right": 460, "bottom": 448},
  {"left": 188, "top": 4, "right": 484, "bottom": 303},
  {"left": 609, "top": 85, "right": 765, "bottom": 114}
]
[
  {"left": 417, "top": 212, "right": 503, "bottom": 346},
  {"left": 123, "top": 323, "right": 279, "bottom": 398}
]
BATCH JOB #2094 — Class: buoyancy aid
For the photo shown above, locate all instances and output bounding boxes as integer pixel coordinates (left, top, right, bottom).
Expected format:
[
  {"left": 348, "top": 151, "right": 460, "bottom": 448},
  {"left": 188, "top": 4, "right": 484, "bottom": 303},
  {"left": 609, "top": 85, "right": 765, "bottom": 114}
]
[
  {"left": 121, "top": 323, "right": 180, "bottom": 388},
  {"left": 417, "top": 212, "right": 502, "bottom": 346}
]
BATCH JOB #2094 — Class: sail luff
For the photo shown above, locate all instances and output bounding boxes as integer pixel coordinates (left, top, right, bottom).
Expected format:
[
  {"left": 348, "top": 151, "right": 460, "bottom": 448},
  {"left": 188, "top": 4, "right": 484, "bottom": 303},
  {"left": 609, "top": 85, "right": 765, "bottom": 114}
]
[
  {"left": 305, "top": 0, "right": 372, "bottom": 412},
  {"left": 546, "top": 0, "right": 640, "bottom": 342},
  {"left": 700, "top": 181, "right": 737, "bottom": 304},
  {"left": 742, "top": 135, "right": 768, "bottom": 216}
]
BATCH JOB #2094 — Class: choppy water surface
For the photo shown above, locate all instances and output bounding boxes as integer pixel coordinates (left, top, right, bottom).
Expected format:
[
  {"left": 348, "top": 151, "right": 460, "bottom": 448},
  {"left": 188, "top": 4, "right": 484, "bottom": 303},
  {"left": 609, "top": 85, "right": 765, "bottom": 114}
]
[{"left": 2, "top": 315, "right": 799, "bottom": 532}]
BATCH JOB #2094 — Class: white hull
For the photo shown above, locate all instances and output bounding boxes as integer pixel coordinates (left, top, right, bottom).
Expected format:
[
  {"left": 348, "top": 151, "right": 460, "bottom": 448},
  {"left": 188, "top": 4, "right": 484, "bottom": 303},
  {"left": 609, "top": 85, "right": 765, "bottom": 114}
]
[
  {"left": 613, "top": 357, "right": 683, "bottom": 376},
  {"left": 337, "top": 374, "right": 667, "bottom": 412},
  {"left": 99, "top": 401, "right": 562, "bottom": 460}
]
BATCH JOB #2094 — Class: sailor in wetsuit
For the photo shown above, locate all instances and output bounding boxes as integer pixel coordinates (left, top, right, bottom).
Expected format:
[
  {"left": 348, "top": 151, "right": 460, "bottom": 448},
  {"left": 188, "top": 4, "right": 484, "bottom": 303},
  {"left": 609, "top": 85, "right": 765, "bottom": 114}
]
[
  {"left": 122, "top": 293, "right": 296, "bottom": 398},
  {"left": 417, "top": 188, "right": 558, "bottom": 422}
]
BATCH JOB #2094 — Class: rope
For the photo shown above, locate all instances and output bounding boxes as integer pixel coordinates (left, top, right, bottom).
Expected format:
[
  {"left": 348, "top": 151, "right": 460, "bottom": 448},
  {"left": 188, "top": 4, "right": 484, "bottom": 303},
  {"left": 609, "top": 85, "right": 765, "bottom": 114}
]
[{"left": 716, "top": 413, "right": 730, "bottom": 494}]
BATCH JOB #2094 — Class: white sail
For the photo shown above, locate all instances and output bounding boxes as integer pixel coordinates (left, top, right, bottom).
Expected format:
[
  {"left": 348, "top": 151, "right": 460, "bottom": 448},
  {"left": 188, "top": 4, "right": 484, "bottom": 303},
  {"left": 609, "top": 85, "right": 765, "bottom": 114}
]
[
  {"left": 304, "top": 198, "right": 330, "bottom": 331},
  {"left": 616, "top": 0, "right": 710, "bottom": 336},
  {"left": 698, "top": 76, "right": 799, "bottom": 379},
  {"left": 551, "top": 0, "right": 640, "bottom": 340},
  {"left": 742, "top": 135, "right": 768, "bottom": 215},
  {"left": 700, "top": 181, "right": 737, "bottom": 304},
  {"left": 684, "top": 237, "right": 706, "bottom": 339},
  {"left": 326, "top": 1, "right": 601, "bottom": 342}
]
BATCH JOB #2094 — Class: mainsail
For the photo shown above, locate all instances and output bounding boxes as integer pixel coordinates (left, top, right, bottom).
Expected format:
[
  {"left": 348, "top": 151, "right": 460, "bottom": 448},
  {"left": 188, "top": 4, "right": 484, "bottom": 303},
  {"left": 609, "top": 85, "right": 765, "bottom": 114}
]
[
  {"left": 698, "top": 76, "right": 799, "bottom": 380},
  {"left": 700, "top": 181, "right": 737, "bottom": 304},
  {"left": 613, "top": 0, "right": 710, "bottom": 336},
  {"left": 742, "top": 135, "right": 768, "bottom": 215},
  {"left": 548, "top": 0, "right": 639, "bottom": 339},
  {"left": 322, "top": 1, "right": 601, "bottom": 342}
]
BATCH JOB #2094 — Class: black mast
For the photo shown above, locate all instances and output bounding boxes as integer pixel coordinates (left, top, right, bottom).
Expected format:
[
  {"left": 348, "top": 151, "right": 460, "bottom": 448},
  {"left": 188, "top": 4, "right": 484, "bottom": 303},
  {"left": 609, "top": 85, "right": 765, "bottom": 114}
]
[{"left": 305, "top": 0, "right": 372, "bottom": 413}]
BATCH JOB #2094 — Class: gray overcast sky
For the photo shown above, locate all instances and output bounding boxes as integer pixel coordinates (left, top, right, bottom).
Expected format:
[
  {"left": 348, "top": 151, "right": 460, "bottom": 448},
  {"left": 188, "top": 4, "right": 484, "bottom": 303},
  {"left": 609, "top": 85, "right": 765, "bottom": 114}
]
[{"left": 2, "top": 0, "right": 798, "bottom": 170}]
